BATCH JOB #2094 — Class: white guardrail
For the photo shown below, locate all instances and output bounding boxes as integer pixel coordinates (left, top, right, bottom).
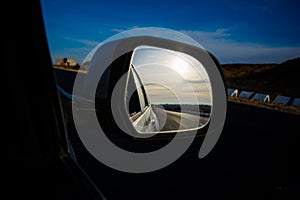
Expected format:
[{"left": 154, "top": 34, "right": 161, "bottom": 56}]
[
  {"left": 57, "top": 85, "right": 300, "bottom": 108},
  {"left": 227, "top": 88, "right": 300, "bottom": 107}
]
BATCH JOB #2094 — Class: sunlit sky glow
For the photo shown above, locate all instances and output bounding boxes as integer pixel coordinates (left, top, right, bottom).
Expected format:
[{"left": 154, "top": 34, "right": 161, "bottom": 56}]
[
  {"left": 132, "top": 46, "right": 212, "bottom": 105},
  {"left": 41, "top": 0, "right": 300, "bottom": 64}
]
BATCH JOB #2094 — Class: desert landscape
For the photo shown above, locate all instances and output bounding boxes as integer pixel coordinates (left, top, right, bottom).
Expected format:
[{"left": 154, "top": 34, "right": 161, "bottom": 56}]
[{"left": 220, "top": 57, "right": 300, "bottom": 114}]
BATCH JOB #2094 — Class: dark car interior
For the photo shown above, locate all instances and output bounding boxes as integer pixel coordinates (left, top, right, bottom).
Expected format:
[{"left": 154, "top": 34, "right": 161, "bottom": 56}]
[
  {"left": 7, "top": 1, "right": 102, "bottom": 199},
  {"left": 7, "top": 0, "right": 300, "bottom": 199}
]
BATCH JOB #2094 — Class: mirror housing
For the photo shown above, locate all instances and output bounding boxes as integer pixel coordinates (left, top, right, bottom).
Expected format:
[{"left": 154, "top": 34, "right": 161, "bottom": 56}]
[{"left": 72, "top": 28, "right": 227, "bottom": 173}]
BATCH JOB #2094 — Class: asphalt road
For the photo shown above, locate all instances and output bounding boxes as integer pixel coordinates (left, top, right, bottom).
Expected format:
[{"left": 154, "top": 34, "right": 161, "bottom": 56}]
[
  {"left": 152, "top": 106, "right": 209, "bottom": 132},
  {"left": 64, "top": 99, "right": 300, "bottom": 200}
]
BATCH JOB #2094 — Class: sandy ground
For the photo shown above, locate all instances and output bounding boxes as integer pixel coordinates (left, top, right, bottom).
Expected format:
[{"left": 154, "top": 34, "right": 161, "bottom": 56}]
[{"left": 228, "top": 96, "right": 300, "bottom": 115}]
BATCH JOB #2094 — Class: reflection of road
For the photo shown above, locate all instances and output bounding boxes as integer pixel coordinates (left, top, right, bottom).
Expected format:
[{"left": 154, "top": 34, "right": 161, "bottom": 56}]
[{"left": 152, "top": 106, "right": 209, "bottom": 131}]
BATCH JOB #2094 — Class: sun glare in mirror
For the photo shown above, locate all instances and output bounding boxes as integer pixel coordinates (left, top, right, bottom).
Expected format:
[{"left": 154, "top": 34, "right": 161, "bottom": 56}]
[{"left": 125, "top": 46, "right": 212, "bottom": 134}]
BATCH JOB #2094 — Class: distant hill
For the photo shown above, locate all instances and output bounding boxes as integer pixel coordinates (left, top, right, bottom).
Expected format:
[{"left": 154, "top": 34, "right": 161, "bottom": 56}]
[{"left": 221, "top": 57, "right": 300, "bottom": 97}]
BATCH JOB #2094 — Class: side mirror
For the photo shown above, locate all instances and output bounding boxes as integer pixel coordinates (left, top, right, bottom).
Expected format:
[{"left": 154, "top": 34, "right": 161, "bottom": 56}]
[
  {"left": 126, "top": 46, "right": 212, "bottom": 134},
  {"left": 72, "top": 28, "right": 227, "bottom": 173}
]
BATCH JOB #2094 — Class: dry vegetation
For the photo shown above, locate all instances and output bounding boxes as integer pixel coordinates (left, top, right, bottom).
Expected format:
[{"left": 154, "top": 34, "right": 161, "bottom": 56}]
[
  {"left": 221, "top": 57, "right": 300, "bottom": 115},
  {"left": 221, "top": 57, "right": 300, "bottom": 97},
  {"left": 221, "top": 63, "right": 277, "bottom": 78}
]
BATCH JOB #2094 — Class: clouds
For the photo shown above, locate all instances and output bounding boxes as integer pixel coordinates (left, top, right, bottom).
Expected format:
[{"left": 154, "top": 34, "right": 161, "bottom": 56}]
[
  {"left": 181, "top": 29, "right": 300, "bottom": 63},
  {"left": 50, "top": 37, "right": 100, "bottom": 64},
  {"left": 111, "top": 26, "right": 140, "bottom": 33},
  {"left": 41, "top": 0, "right": 300, "bottom": 65},
  {"left": 50, "top": 27, "right": 300, "bottom": 66},
  {"left": 144, "top": 83, "right": 211, "bottom": 105},
  {"left": 63, "top": 37, "right": 100, "bottom": 46}
]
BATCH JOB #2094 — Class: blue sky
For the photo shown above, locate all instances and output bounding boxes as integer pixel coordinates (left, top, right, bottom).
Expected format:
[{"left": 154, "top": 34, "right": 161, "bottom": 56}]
[{"left": 41, "top": 0, "right": 300, "bottom": 64}]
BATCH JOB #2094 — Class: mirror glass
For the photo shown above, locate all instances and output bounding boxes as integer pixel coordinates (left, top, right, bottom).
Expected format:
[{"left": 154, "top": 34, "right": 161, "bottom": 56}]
[{"left": 125, "top": 46, "right": 212, "bottom": 134}]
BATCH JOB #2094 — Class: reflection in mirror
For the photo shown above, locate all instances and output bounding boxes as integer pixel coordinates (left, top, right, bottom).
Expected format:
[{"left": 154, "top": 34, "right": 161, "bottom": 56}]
[{"left": 125, "top": 46, "right": 212, "bottom": 134}]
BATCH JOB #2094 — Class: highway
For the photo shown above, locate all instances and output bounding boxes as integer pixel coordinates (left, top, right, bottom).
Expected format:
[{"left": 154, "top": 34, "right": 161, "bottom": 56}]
[
  {"left": 130, "top": 105, "right": 209, "bottom": 133},
  {"left": 62, "top": 97, "right": 300, "bottom": 200},
  {"left": 152, "top": 106, "right": 209, "bottom": 132}
]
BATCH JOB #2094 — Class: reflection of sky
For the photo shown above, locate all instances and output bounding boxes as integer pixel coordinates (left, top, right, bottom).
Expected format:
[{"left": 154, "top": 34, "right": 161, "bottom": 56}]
[{"left": 132, "top": 46, "right": 212, "bottom": 105}]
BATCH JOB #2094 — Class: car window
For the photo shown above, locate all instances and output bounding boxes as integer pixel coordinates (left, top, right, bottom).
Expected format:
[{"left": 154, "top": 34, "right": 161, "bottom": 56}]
[{"left": 40, "top": 1, "right": 300, "bottom": 199}]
